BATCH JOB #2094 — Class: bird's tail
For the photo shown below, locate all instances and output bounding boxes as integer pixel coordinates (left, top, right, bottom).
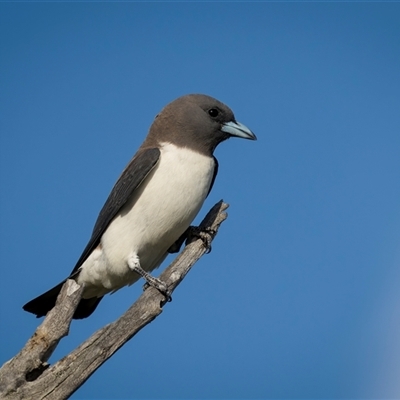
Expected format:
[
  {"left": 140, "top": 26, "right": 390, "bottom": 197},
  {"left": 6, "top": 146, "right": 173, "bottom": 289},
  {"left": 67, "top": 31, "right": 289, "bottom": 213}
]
[{"left": 23, "top": 281, "right": 103, "bottom": 319}]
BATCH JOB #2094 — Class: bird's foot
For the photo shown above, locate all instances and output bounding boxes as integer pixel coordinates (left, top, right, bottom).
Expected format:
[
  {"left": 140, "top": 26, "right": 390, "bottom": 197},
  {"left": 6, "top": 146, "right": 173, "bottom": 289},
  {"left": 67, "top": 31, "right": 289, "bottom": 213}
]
[
  {"left": 128, "top": 254, "right": 172, "bottom": 302},
  {"left": 187, "top": 226, "right": 216, "bottom": 253},
  {"left": 141, "top": 273, "right": 172, "bottom": 303}
]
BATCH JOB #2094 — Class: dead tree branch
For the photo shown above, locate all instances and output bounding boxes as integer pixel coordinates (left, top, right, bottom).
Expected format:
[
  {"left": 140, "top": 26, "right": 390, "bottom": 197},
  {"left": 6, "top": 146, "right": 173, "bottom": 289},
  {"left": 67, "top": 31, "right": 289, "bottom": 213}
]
[{"left": 0, "top": 201, "right": 228, "bottom": 400}]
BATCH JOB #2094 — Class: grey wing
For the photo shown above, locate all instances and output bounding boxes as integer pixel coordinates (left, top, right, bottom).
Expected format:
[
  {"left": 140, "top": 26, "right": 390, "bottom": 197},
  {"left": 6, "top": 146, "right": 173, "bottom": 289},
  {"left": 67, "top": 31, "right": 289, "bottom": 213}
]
[
  {"left": 70, "top": 147, "right": 160, "bottom": 275},
  {"left": 207, "top": 156, "right": 218, "bottom": 197}
]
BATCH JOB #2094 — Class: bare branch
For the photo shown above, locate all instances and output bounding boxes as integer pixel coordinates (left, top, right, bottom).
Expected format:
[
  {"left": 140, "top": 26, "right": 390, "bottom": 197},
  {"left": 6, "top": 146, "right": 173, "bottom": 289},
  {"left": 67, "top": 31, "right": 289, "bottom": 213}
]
[{"left": 0, "top": 201, "right": 229, "bottom": 400}]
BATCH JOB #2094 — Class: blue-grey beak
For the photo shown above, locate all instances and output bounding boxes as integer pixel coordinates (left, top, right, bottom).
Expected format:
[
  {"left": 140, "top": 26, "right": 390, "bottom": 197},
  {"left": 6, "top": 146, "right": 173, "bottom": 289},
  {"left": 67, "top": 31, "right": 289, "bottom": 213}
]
[{"left": 221, "top": 120, "right": 257, "bottom": 140}]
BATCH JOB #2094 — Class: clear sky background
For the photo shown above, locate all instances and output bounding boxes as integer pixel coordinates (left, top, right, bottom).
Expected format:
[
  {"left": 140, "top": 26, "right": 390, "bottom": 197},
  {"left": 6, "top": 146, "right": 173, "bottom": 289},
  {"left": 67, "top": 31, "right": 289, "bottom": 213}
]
[{"left": 1, "top": 2, "right": 400, "bottom": 399}]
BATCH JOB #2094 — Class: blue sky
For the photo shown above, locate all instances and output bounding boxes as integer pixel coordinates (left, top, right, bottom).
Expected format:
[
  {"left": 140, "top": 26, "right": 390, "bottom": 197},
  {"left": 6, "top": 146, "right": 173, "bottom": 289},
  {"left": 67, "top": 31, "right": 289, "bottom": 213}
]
[{"left": 1, "top": 2, "right": 400, "bottom": 399}]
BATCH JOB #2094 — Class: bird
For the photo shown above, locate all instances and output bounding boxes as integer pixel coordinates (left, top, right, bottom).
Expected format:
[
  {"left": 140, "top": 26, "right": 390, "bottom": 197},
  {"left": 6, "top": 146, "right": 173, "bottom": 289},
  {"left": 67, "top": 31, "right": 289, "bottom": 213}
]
[{"left": 23, "top": 94, "right": 256, "bottom": 319}]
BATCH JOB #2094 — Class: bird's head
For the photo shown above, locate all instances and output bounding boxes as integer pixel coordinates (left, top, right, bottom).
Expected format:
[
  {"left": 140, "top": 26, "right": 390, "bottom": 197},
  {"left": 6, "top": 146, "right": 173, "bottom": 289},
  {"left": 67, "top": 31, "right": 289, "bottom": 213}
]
[{"left": 146, "top": 94, "right": 256, "bottom": 155}]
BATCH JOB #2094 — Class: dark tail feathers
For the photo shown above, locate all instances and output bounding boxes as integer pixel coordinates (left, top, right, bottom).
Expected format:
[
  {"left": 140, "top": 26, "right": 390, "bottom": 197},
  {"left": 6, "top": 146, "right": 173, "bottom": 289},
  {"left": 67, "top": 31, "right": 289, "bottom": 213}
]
[{"left": 23, "top": 281, "right": 103, "bottom": 319}]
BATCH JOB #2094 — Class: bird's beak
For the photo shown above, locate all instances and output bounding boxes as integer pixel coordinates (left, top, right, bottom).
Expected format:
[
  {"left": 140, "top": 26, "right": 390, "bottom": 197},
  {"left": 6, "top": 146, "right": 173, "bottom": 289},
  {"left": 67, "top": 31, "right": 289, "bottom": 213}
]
[{"left": 221, "top": 121, "right": 257, "bottom": 141}]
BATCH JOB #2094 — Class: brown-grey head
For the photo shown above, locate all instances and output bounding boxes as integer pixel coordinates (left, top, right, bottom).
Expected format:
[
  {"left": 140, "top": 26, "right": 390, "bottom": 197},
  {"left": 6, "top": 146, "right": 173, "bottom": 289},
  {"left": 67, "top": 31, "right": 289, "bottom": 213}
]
[{"left": 144, "top": 94, "right": 256, "bottom": 155}]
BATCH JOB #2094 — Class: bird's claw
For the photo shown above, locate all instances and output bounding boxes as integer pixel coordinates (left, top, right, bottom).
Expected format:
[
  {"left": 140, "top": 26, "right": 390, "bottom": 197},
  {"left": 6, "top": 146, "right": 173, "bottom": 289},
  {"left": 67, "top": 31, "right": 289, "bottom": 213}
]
[
  {"left": 143, "top": 279, "right": 172, "bottom": 302},
  {"left": 130, "top": 261, "right": 172, "bottom": 302},
  {"left": 187, "top": 226, "right": 216, "bottom": 253}
]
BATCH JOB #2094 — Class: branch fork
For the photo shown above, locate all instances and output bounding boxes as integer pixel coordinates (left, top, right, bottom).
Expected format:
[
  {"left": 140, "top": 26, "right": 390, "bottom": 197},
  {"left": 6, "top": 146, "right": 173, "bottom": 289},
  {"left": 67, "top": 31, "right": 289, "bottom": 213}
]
[{"left": 0, "top": 200, "right": 229, "bottom": 400}]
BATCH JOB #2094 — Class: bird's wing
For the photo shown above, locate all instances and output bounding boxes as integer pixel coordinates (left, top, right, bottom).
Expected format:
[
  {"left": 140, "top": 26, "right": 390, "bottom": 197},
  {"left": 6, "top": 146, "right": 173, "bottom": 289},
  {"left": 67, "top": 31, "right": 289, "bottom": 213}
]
[
  {"left": 70, "top": 147, "right": 160, "bottom": 275},
  {"left": 207, "top": 156, "right": 219, "bottom": 197}
]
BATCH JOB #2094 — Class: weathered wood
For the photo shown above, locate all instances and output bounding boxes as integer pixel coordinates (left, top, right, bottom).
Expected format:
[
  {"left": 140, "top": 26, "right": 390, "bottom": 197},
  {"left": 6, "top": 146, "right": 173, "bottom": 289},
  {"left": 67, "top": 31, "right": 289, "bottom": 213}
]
[{"left": 0, "top": 201, "right": 229, "bottom": 400}]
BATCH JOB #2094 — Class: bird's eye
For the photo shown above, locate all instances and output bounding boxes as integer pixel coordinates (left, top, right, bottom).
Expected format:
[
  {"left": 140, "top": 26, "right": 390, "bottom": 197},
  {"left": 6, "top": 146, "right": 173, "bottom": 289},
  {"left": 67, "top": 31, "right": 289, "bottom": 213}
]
[{"left": 208, "top": 108, "right": 219, "bottom": 118}]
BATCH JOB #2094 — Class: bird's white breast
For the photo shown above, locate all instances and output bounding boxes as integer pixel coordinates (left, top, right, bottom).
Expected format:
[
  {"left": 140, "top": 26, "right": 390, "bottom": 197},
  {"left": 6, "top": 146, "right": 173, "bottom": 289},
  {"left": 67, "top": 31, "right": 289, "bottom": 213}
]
[{"left": 78, "top": 143, "right": 215, "bottom": 297}]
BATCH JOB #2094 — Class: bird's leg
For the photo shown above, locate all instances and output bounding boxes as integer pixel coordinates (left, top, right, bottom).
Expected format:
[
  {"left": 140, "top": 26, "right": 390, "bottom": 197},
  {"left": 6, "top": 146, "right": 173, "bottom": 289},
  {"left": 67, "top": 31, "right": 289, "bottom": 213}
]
[
  {"left": 186, "top": 226, "right": 217, "bottom": 254},
  {"left": 127, "top": 253, "right": 172, "bottom": 302},
  {"left": 168, "top": 225, "right": 216, "bottom": 254}
]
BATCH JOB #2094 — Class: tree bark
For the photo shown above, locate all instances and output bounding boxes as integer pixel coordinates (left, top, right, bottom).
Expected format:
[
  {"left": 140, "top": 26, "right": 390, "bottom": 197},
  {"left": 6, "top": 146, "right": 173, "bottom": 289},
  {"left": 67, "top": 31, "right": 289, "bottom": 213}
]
[{"left": 0, "top": 201, "right": 228, "bottom": 400}]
